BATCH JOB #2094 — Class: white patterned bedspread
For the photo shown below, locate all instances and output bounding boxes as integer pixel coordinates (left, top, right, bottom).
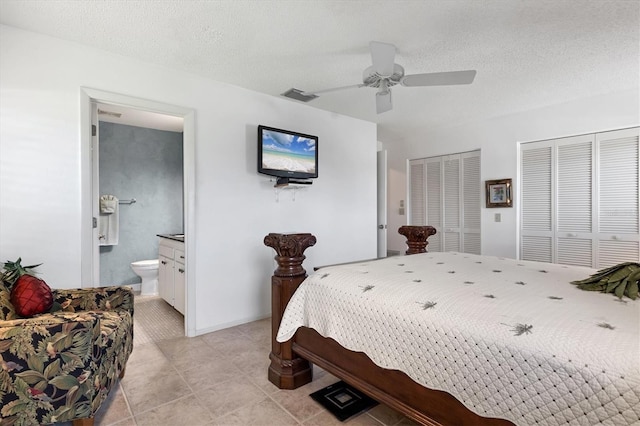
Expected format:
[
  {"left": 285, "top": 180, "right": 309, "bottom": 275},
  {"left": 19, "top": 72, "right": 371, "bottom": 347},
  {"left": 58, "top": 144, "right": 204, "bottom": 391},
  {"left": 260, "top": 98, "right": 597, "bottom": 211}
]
[{"left": 277, "top": 252, "right": 640, "bottom": 425}]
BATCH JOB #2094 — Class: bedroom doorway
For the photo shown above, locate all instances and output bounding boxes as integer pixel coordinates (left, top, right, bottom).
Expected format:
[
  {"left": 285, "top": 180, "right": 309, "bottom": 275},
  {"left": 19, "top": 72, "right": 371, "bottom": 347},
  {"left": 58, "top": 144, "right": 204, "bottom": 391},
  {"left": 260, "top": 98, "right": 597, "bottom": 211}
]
[{"left": 80, "top": 87, "right": 197, "bottom": 337}]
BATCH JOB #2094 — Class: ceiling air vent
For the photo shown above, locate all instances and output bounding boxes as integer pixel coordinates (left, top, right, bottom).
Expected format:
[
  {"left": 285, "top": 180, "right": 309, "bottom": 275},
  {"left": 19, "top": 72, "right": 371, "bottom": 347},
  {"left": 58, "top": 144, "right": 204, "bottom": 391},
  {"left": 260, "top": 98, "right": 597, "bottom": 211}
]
[{"left": 281, "top": 88, "right": 318, "bottom": 103}]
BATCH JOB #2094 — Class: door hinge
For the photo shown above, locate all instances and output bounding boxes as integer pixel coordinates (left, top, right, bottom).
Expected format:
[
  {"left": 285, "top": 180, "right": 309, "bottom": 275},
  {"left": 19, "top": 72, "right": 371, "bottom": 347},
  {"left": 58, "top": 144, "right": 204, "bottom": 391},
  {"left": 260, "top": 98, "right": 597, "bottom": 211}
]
[
  {"left": 92, "top": 125, "right": 97, "bottom": 137},
  {"left": 92, "top": 217, "right": 98, "bottom": 228}
]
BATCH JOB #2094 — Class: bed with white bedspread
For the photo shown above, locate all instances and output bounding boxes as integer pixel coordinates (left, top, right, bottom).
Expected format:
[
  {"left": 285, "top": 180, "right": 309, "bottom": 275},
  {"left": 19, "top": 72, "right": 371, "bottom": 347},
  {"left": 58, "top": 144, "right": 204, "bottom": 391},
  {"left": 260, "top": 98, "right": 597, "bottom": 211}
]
[{"left": 277, "top": 252, "right": 640, "bottom": 425}]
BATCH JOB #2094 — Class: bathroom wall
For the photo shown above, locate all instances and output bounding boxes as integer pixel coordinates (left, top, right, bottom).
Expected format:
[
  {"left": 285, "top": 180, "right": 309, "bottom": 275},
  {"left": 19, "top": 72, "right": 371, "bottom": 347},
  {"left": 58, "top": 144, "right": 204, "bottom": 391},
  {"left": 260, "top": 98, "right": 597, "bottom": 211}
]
[{"left": 99, "top": 122, "right": 184, "bottom": 285}]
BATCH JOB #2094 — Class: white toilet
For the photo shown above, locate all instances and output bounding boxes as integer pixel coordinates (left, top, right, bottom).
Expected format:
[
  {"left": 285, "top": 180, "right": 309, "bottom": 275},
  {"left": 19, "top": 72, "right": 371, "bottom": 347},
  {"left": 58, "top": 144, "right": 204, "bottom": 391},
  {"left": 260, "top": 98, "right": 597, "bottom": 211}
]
[{"left": 130, "top": 259, "right": 159, "bottom": 296}]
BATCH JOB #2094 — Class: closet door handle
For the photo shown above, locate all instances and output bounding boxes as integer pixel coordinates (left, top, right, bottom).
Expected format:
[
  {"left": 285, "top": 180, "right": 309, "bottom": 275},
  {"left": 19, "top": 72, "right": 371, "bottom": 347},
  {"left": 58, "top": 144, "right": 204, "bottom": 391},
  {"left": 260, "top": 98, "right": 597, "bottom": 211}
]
[
  {"left": 178, "top": 268, "right": 184, "bottom": 274},
  {"left": 161, "top": 260, "right": 167, "bottom": 265}
]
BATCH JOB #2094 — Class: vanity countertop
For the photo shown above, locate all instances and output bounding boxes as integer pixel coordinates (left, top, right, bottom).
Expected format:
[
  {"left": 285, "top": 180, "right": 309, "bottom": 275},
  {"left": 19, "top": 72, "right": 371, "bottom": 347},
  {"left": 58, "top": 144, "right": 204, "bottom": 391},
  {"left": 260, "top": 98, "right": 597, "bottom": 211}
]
[{"left": 157, "top": 234, "right": 184, "bottom": 243}]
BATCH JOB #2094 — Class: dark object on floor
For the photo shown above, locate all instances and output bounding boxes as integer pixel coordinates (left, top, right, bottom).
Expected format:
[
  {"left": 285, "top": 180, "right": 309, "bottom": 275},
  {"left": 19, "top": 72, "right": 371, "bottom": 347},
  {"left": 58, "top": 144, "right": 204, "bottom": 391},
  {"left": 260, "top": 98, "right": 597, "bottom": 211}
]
[{"left": 310, "top": 380, "right": 378, "bottom": 421}]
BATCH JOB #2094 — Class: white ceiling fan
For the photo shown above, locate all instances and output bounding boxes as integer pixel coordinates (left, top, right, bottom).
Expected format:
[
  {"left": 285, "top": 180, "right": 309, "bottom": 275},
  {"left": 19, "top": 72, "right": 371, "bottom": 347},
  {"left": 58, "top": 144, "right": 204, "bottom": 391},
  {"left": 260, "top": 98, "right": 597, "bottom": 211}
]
[{"left": 283, "top": 41, "right": 477, "bottom": 114}]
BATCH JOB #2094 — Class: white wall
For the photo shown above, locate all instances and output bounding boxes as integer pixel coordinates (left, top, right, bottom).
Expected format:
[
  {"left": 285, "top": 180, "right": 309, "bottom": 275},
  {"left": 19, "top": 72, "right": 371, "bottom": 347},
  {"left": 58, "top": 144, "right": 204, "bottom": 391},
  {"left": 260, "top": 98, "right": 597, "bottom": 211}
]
[
  {"left": 0, "top": 25, "right": 377, "bottom": 334},
  {"left": 384, "top": 89, "right": 639, "bottom": 258}
]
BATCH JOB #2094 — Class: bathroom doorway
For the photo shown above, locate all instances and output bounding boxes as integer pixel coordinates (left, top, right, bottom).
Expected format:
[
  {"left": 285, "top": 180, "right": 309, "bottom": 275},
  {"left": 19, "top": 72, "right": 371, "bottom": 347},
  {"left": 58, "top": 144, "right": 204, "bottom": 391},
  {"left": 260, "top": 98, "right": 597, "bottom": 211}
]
[
  {"left": 95, "top": 104, "right": 183, "bottom": 289},
  {"left": 80, "top": 88, "right": 196, "bottom": 337}
]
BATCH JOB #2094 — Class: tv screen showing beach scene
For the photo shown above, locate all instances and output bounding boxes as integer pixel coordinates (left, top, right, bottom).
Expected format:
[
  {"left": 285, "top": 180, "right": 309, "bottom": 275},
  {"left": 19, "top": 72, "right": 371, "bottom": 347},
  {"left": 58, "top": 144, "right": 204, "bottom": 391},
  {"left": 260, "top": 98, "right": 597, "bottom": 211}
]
[{"left": 260, "top": 127, "right": 317, "bottom": 176}]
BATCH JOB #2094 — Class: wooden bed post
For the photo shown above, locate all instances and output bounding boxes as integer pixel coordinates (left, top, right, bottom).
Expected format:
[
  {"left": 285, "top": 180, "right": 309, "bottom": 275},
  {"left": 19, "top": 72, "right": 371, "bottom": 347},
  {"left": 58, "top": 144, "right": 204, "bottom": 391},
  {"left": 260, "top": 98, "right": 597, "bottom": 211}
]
[
  {"left": 398, "top": 225, "right": 437, "bottom": 254},
  {"left": 264, "top": 232, "right": 316, "bottom": 389}
]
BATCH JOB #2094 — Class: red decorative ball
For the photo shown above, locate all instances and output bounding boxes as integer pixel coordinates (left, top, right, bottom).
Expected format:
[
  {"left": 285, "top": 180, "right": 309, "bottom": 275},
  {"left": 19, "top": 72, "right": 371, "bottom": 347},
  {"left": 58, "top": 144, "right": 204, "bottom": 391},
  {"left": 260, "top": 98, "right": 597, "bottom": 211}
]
[{"left": 10, "top": 275, "right": 53, "bottom": 317}]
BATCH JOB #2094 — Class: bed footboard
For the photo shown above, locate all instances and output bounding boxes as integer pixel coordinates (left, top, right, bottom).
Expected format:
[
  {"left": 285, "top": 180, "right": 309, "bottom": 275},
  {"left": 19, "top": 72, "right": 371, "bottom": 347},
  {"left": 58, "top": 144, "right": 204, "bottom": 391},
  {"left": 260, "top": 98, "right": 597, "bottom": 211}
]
[{"left": 264, "top": 229, "right": 517, "bottom": 425}]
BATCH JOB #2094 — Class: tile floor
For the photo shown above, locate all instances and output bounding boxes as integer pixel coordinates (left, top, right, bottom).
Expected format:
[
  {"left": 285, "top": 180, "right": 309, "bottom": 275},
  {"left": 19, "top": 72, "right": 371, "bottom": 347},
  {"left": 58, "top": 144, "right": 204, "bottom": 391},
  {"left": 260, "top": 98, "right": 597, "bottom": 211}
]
[{"left": 57, "top": 296, "right": 417, "bottom": 426}]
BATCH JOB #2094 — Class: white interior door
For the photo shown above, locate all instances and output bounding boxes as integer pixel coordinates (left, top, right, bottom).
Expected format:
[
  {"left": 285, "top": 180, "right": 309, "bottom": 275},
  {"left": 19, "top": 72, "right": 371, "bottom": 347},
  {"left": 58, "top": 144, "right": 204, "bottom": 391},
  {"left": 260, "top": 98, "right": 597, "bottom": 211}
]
[{"left": 377, "top": 150, "right": 387, "bottom": 258}]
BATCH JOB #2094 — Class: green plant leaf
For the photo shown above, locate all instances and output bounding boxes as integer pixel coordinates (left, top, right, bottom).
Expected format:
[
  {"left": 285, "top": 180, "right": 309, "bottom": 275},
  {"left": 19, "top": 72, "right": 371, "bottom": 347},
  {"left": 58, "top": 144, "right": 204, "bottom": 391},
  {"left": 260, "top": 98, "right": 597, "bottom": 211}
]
[
  {"left": 44, "top": 358, "right": 61, "bottom": 380},
  {"left": 26, "top": 354, "right": 44, "bottom": 373},
  {"left": 15, "top": 370, "right": 46, "bottom": 385},
  {"left": 65, "top": 385, "right": 80, "bottom": 407},
  {"left": 605, "top": 280, "right": 621, "bottom": 293},
  {"left": 1, "top": 400, "right": 30, "bottom": 416},
  {"left": 49, "top": 375, "right": 79, "bottom": 390},
  {"left": 627, "top": 281, "right": 639, "bottom": 300},
  {"left": 0, "top": 339, "right": 13, "bottom": 352},
  {"left": 34, "top": 380, "right": 48, "bottom": 392}
]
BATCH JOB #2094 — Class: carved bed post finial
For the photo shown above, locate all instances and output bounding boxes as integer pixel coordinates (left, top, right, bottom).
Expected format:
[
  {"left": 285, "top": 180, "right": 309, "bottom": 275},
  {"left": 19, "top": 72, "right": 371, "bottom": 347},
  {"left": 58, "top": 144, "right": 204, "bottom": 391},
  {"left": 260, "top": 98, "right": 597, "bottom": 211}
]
[
  {"left": 264, "top": 233, "right": 316, "bottom": 389},
  {"left": 264, "top": 233, "right": 317, "bottom": 277},
  {"left": 398, "top": 226, "right": 437, "bottom": 255}
]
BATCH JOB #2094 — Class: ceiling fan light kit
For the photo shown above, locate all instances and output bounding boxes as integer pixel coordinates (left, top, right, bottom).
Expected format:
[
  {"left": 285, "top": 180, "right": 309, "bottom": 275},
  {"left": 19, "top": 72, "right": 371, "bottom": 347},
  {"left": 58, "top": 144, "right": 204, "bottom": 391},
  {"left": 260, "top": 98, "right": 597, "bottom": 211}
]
[
  {"left": 376, "top": 86, "right": 392, "bottom": 114},
  {"left": 283, "top": 41, "right": 477, "bottom": 114}
]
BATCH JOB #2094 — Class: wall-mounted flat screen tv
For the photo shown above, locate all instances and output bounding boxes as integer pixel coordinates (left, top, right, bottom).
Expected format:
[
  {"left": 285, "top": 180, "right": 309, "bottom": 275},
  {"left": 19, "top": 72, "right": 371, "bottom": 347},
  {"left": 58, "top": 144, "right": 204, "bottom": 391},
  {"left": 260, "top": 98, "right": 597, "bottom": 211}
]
[{"left": 258, "top": 125, "right": 318, "bottom": 181}]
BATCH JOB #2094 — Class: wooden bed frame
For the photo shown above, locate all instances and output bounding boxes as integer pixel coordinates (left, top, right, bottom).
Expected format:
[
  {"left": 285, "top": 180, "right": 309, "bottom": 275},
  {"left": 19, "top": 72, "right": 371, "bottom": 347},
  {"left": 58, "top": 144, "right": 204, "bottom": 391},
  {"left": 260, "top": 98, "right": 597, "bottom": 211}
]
[{"left": 264, "top": 228, "right": 513, "bottom": 426}]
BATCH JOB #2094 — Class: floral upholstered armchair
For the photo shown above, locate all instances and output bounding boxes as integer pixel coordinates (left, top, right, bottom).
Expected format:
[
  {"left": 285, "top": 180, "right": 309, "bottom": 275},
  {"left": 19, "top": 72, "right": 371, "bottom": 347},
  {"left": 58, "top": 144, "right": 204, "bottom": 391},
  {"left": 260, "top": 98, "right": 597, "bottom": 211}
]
[{"left": 0, "top": 286, "right": 134, "bottom": 426}]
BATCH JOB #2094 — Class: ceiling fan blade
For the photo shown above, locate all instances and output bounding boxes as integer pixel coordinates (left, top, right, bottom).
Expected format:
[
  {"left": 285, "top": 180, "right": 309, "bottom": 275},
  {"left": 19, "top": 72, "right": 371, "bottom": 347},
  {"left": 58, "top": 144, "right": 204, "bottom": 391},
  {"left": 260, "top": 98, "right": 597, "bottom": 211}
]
[
  {"left": 401, "top": 70, "right": 477, "bottom": 87},
  {"left": 301, "top": 83, "right": 366, "bottom": 96},
  {"left": 376, "top": 90, "right": 392, "bottom": 114},
  {"left": 370, "top": 41, "right": 396, "bottom": 77}
]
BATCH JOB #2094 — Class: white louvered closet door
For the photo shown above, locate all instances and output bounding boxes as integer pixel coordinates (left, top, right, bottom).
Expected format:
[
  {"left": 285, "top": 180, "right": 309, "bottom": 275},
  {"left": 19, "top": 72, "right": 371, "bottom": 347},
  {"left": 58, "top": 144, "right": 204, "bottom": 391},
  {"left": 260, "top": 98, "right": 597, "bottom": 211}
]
[
  {"left": 409, "top": 158, "right": 444, "bottom": 252},
  {"left": 521, "top": 127, "right": 639, "bottom": 267},
  {"left": 597, "top": 127, "right": 640, "bottom": 267},
  {"left": 443, "top": 156, "right": 461, "bottom": 252},
  {"left": 425, "top": 158, "right": 443, "bottom": 251},
  {"left": 409, "top": 160, "right": 426, "bottom": 226},
  {"left": 521, "top": 143, "right": 554, "bottom": 263},
  {"left": 409, "top": 151, "right": 480, "bottom": 254},
  {"left": 556, "top": 135, "right": 594, "bottom": 267},
  {"left": 462, "top": 152, "right": 481, "bottom": 254}
]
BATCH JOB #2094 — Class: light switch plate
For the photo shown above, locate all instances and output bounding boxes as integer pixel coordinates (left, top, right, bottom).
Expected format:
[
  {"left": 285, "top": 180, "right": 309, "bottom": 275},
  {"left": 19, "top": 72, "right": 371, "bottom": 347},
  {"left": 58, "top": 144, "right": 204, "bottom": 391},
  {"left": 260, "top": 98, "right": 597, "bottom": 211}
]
[{"left": 495, "top": 213, "right": 501, "bottom": 222}]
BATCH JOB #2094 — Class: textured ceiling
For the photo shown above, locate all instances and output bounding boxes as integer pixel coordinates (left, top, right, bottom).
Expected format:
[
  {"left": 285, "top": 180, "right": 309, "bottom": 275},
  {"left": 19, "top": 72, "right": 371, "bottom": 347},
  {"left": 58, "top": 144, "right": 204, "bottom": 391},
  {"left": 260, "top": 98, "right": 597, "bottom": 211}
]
[{"left": 1, "top": 0, "right": 638, "bottom": 142}]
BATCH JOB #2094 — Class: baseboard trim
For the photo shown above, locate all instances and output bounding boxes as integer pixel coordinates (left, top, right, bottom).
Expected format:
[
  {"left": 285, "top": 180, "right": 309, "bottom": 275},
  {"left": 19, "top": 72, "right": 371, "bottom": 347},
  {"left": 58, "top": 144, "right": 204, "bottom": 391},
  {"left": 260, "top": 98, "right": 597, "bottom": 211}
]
[{"left": 195, "top": 313, "right": 270, "bottom": 336}]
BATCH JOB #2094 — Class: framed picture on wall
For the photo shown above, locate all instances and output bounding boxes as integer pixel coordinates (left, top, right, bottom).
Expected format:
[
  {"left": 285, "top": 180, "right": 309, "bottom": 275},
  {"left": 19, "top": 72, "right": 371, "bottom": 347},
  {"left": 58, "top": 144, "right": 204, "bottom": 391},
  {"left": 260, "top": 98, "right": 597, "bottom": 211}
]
[{"left": 485, "top": 178, "right": 512, "bottom": 208}]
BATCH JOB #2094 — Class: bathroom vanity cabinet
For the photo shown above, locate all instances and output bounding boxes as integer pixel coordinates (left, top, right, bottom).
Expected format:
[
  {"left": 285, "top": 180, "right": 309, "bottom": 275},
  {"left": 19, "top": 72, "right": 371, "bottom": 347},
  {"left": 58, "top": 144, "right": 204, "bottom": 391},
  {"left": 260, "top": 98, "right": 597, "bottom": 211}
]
[{"left": 158, "top": 236, "right": 185, "bottom": 315}]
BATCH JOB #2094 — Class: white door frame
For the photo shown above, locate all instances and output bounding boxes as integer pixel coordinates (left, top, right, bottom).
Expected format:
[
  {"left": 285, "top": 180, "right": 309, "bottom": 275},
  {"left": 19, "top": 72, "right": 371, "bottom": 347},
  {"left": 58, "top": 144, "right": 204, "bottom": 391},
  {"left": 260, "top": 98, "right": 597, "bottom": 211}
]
[
  {"left": 80, "top": 87, "right": 197, "bottom": 337},
  {"left": 377, "top": 150, "right": 388, "bottom": 258}
]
